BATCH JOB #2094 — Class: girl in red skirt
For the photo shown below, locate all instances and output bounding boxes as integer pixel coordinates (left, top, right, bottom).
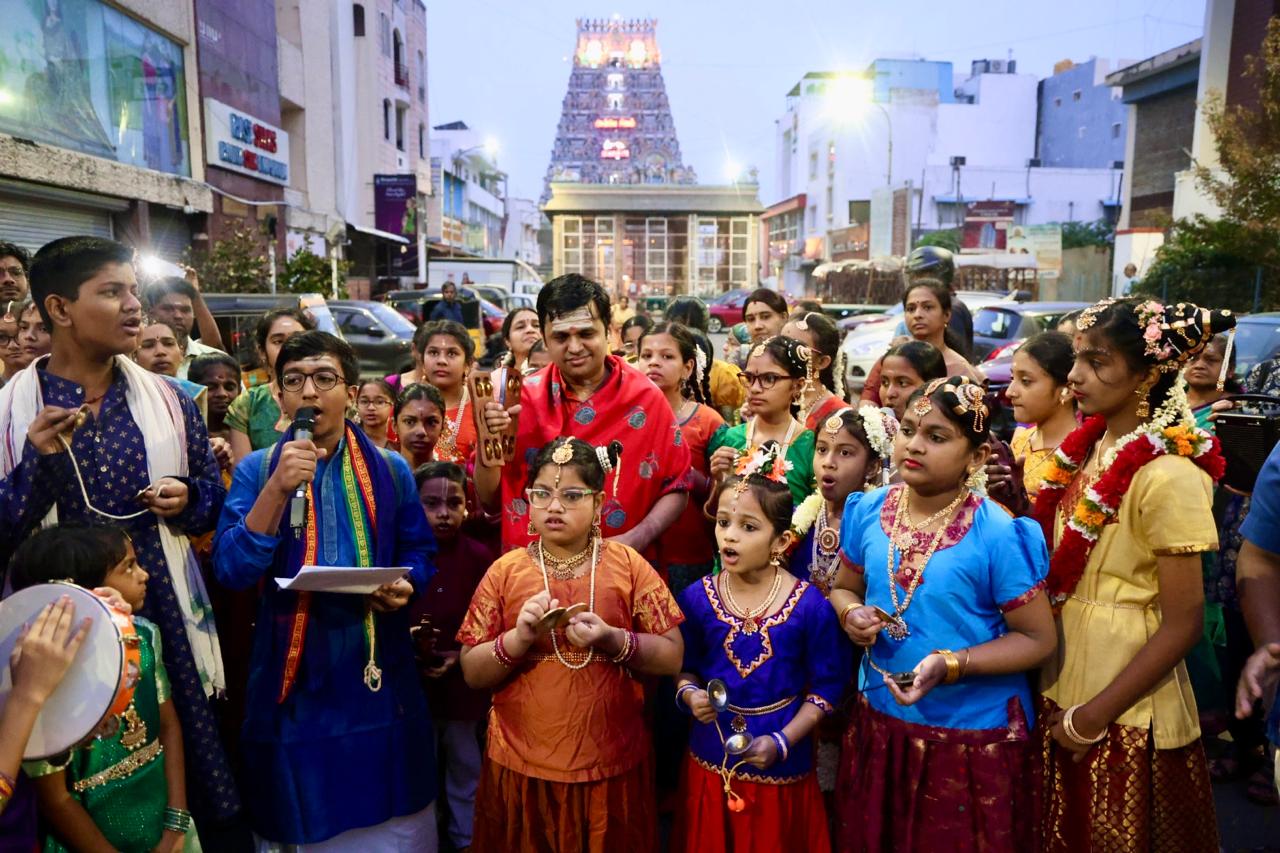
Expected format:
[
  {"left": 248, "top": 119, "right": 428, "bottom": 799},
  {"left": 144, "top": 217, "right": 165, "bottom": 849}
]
[{"left": 672, "top": 442, "right": 852, "bottom": 852}]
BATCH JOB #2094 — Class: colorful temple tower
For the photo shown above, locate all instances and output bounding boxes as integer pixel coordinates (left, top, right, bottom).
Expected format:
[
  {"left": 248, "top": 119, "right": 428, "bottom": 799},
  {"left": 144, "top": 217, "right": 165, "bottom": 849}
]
[{"left": 542, "top": 18, "right": 697, "bottom": 202}]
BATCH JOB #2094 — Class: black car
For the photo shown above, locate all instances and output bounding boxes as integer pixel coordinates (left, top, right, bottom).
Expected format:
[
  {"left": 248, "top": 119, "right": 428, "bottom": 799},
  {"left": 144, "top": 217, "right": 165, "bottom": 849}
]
[
  {"left": 329, "top": 300, "right": 417, "bottom": 377},
  {"left": 971, "top": 301, "right": 1090, "bottom": 361},
  {"left": 203, "top": 292, "right": 341, "bottom": 369}
]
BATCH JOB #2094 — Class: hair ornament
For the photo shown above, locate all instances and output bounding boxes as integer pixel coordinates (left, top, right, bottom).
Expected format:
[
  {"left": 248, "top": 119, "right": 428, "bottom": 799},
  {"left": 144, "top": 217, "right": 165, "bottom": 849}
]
[
  {"left": 856, "top": 404, "right": 898, "bottom": 461},
  {"left": 552, "top": 440, "right": 573, "bottom": 487}
]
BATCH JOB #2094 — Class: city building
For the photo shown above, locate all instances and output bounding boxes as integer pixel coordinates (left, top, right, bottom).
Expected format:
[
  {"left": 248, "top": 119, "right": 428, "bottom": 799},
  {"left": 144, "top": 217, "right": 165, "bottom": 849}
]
[
  {"left": 0, "top": 0, "right": 212, "bottom": 256},
  {"left": 504, "top": 198, "right": 544, "bottom": 268},
  {"left": 194, "top": 0, "right": 288, "bottom": 260},
  {"left": 541, "top": 18, "right": 759, "bottom": 296},
  {"left": 1037, "top": 58, "right": 1130, "bottom": 168},
  {"left": 333, "top": 0, "right": 431, "bottom": 292},
  {"left": 767, "top": 60, "right": 1124, "bottom": 295},
  {"left": 1106, "top": 40, "right": 1202, "bottom": 287},
  {"left": 427, "top": 121, "right": 506, "bottom": 259},
  {"left": 541, "top": 17, "right": 697, "bottom": 203}
]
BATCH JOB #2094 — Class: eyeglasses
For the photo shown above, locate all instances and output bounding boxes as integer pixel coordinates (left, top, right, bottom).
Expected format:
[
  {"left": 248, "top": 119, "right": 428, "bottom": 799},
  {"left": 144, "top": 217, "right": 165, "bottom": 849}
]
[
  {"left": 0, "top": 267, "right": 25, "bottom": 280},
  {"left": 525, "top": 487, "right": 598, "bottom": 509},
  {"left": 281, "top": 370, "right": 344, "bottom": 392},
  {"left": 357, "top": 397, "right": 392, "bottom": 408},
  {"left": 737, "top": 371, "right": 790, "bottom": 390},
  {"left": 0, "top": 334, "right": 17, "bottom": 347}
]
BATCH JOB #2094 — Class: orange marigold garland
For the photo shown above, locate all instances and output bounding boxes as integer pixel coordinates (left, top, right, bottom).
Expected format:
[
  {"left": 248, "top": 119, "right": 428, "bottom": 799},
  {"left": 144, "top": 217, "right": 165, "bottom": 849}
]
[{"left": 1032, "top": 414, "right": 1224, "bottom": 604}]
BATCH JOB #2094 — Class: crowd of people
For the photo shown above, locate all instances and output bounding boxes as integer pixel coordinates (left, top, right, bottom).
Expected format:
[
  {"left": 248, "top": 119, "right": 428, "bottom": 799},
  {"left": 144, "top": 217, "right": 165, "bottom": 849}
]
[{"left": 0, "top": 234, "right": 1278, "bottom": 853}]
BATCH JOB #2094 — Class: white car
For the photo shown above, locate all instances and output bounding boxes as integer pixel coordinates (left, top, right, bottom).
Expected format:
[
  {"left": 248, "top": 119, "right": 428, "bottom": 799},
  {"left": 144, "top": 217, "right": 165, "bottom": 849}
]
[{"left": 841, "top": 291, "right": 1019, "bottom": 393}]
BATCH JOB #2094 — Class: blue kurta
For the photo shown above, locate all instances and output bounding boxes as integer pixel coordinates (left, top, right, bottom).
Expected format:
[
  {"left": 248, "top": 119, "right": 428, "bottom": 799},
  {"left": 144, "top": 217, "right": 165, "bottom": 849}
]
[
  {"left": 677, "top": 575, "right": 852, "bottom": 782},
  {"left": 0, "top": 367, "right": 236, "bottom": 818},
  {"left": 213, "top": 431, "right": 437, "bottom": 844},
  {"left": 840, "top": 486, "right": 1048, "bottom": 731}
]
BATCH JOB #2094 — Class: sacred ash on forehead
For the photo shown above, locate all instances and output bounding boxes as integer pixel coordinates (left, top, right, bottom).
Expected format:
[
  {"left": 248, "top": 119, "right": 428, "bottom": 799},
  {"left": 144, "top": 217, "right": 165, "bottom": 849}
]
[{"left": 548, "top": 304, "right": 599, "bottom": 334}]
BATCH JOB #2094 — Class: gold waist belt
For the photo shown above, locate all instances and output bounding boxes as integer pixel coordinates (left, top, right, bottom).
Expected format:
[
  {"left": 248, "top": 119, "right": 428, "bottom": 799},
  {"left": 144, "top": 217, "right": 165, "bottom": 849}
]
[
  {"left": 73, "top": 740, "right": 163, "bottom": 792},
  {"left": 727, "top": 695, "right": 798, "bottom": 715}
]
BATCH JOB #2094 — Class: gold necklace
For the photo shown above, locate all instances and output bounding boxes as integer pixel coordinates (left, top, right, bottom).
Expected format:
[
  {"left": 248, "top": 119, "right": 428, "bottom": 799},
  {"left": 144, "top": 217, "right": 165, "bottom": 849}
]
[
  {"left": 897, "top": 490, "right": 966, "bottom": 549},
  {"left": 883, "top": 487, "right": 968, "bottom": 640},
  {"left": 720, "top": 567, "right": 782, "bottom": 635},
  {"left": 434, "top": 384, "right": 471, "bottom": 462},
  {"left": 530, "top": 541, "right": 592, "bottom": 580},
  {"left": 537, "top": 538, "right": 598, "bottom": 670}
]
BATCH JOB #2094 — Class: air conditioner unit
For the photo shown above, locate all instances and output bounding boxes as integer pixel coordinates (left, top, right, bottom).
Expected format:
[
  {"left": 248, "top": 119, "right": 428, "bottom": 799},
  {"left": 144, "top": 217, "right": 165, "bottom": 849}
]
[
  {"left": 1027, "top": 158, "right": 1041, "bottom": 167},
  {"left": 950, "top": 156, "right": 966, "bottom": 167},
  {"left": 988, "top": 60, "right": 1007, "bottom": 73},
  {"left": 1111, "top": 160, "right": 1125, "bottom": 169}
]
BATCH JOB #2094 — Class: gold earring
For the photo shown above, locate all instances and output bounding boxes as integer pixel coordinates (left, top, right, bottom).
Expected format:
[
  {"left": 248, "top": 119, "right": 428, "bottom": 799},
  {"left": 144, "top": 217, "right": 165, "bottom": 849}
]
[
  {"left": 591, "top": 517, "right": 602, "bottom": 540},
  {"left": 527, "top": 519, "right": 536, "bottom": 536},
  {"left": 1134, "top": 379, "right": 1153, "bottom": 419}
]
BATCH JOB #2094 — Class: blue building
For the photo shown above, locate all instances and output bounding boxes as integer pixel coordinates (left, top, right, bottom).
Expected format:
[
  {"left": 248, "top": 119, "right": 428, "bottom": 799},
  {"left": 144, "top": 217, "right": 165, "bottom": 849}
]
[
  {"left": 869, "top": 58, "right": 955, "bottom": 104},
  {"left": 1037, "top": 58, "right": 1129, "bottom": 168}
]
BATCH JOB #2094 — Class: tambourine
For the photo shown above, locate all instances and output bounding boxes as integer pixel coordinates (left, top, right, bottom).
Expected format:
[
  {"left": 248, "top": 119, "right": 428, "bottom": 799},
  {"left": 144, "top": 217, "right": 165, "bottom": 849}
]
[{"left": 0, "top": 582, "right": 143, "bottom": 758}]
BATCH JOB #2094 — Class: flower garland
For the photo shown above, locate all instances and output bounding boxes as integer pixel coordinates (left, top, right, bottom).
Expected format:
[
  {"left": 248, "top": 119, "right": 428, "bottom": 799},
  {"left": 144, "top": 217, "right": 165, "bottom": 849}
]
[
  {"left": 790, "top": 493, "right": 824, "bottom": 539},
  {"left": 1033, "top": 387, "right": 1224, "bottom": 602},
  {"left": 736, "top": 445, "right": 793, "bottom": 483},
  {"left": 856, "top": 403, "right": 897, "bottom": 461}
]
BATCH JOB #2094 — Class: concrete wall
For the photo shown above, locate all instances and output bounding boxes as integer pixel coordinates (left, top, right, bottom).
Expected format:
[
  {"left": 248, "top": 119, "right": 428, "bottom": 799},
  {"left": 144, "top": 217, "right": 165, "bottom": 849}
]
[
  {"left": 1129, "top": 85, "right": 1196, "bottom": 226},
  {"left": 1037, "top": 59, "right": 1129, "bottom": 168}
]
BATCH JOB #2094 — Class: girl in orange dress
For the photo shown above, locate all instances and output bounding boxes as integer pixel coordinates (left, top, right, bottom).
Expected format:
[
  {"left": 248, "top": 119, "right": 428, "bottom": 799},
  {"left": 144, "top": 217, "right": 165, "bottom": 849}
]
[
  {"left": 639, "top": 321, "right": 724, "bottom": 592},
  {"left": 1006, "top": 332, "right": 1077, "bottom": 502},
  {"left": 457, "top": 437, "right": 686, "bottom": 852}
]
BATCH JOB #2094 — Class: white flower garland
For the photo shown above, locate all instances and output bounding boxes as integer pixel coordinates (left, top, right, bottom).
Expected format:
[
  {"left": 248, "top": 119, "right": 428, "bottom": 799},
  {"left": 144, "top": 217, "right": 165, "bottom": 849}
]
[
  {"left": 857, "top": 404, "right": 897, "bottom": 460},
  {"left": 790, "top": 493, "right": 824, "bottom": 537}
]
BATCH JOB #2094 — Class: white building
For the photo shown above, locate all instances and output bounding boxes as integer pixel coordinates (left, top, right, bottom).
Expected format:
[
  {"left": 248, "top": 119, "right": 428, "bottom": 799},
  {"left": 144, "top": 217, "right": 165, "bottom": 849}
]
[
  {"left": 767, "top": 60, "right": 1122, "bottom": 294},
  {"left": 503, "top": 198, "right": 543, "bottom": 267},
  {"left": 427, "top": 122, "right": 507, "bottom": 259}
]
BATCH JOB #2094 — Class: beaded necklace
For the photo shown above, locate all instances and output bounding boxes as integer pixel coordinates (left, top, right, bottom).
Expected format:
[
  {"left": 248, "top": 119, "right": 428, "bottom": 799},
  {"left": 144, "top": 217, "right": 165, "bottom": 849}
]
[{"left": 883, "top": 487, "right": 968, "bottom": 640}]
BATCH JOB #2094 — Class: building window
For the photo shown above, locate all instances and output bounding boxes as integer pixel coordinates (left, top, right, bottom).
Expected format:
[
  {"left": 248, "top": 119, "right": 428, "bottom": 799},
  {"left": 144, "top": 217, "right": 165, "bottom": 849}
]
[
  {"left": 1053, "top": 97, "right": 1062, "bottom": 107},
  {"left": 417, "top": 51, "right": 426, "bottom": 102},
  {"left": 379, "top": 13, "right": 391, "bottom": 55},
  {"left": 1078, "top": 126, "right": 1086, "bottom": 139},
  {"left": 608, "top": 73, "right": 624, "bottom": 90},
  {"left": 607, "top": 93, "right": 624, "bottom": 110},
  {"left": 393, "top": 30, "right": 406, "bottom": 87},
  {"left": 807, "top": 205, "right": 816, "bottom": 231},
  {"left": 418, "top": 123, "right": 425, "bottom": 158},
  {"left": 1072, "top": 89, "right": 1082, "bottom": 102},
  {"left": 353, "top": 3, "right": 365, "bottom": 36},
  {"left": 382, "top": 99, "right": 390, "bottom": 140},
  {"left": 1111, "top": 122, "right": 1122, "bottom": 139},
  {"left": 808, "top": 151, "right": 818, "bottom": 180}
]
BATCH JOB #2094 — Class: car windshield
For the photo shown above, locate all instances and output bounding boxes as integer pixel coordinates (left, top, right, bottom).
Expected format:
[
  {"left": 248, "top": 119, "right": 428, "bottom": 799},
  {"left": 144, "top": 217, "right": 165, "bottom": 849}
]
[
  {"left": 364, "top": 302, "right": 417, "bottom": 335},
  {"left": 974, "top": 308, "right": 1018, "bottom": 340},
  {"left": 1236, "top": 318, "right": 1280, "bottom": 374},
  {"left": 304, "top": 304, "right": 340, "bottom": 336}
]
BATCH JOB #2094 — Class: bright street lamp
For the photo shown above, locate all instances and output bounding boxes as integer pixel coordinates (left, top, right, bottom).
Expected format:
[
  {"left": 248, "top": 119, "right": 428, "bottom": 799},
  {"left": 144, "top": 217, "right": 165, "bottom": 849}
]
[{"left": 827, "top": 76, "right": 893, "bottom": 187}]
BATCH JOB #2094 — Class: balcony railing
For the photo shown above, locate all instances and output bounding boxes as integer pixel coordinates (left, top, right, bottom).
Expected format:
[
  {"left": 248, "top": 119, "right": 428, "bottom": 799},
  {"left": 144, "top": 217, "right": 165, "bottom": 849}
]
[{"left": 394, "top": 62, "right": 410, "bottom": 88}]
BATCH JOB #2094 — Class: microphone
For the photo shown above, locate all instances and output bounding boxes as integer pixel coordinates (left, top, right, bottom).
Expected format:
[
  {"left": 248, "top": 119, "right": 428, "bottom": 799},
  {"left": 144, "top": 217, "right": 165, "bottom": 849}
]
[{"left": 289, "top": 407, "right": 317, "bottom": 534}]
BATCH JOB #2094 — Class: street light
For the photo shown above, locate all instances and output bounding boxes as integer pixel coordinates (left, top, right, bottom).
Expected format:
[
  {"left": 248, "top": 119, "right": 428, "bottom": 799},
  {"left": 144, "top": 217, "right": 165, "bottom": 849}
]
[{"left": 826, "top": 76, "right": 893, "bottom": 187}]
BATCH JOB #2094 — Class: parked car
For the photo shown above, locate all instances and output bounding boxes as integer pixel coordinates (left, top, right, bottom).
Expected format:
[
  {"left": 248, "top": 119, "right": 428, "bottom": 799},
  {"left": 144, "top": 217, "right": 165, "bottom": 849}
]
[
  {"left": 706, "top": 289, "right": 751, "bottom": 333},
  {"left": 971, "top": 301, "right": 1089, "bottom": 361},
  {"left": 819, "top": 303, "right": 889, "bottom": 324},
  {"left": 329, "top": 300, "right": 417, "bottom": 377},
  {"left": 840, "top": 291, "right": 1019, "bottom": 392},
  {"left": 204, "top": 292, "right": 341, "bottom": 371},
  {"left": 1234, "top": 312, "right": 1280, "bottom": 381},
  {"left": 468, "top": 284, "right": 535, "bottom": 313}
]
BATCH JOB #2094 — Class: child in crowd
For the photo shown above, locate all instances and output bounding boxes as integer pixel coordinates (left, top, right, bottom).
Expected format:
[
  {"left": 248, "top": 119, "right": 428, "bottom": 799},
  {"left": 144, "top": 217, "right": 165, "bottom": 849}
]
[
  {"left": 781, "top": 311, "right": 847, "bottom": 432},
  {"left": 673, "top": 441, "right": 850, "bottom": 852},
  {"left": 458, "top": 438, "right": 684, "bottom": 850},
  {"left": 188, "top": 352, "right": 243, "bottom": 445},
  {"left": 875, "top": 340, "right": 947, "bottom": 421},
  {"left": 408, "top": 461, "right": 495, "bottom": 852},
  {"left": 709, "top": 336, "right": 816, "bottom": 506},
  {"left": 1007, "top": 332, "right": 1078, "bottom": 502},
  {"left": 639, "top": 321, "right": 724, "bottom": 592},
  {"left": 832, "top": 377, "right": 1055, "bottom": 852},
  {"left": 394, "top": 383, "right": 446, "bottom": 470},
  {"left": 356, "top": 378, "right": 397, "bottom": 449},
  {"left": 16, "top": 525, "right": 200, "bottom": 852},
  {"left": 789, "top": 405, "right": 896, "bottom": 596}
]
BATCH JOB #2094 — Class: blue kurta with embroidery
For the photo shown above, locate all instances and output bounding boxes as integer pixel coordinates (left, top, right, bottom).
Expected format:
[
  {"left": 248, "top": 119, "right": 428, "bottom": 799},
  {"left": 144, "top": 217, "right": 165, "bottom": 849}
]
[
  {"left": 840, "top": 486, "right": 1048, "bottom": 731},
  {"left": 677, "top": 575, "right": 851, "bottom": 782},
  {"left": 213, "top": 433, "right": 437, "bottom": 844},
  {"left": 0, "top": 368, "right": 236, "bottom": 818}
]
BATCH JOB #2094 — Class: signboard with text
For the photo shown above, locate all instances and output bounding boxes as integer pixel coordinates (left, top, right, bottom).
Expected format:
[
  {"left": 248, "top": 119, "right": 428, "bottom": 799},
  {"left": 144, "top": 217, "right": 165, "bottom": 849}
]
[
  {"left": 1007, "top": 224, "right": 1063, "bottom": 279},
  {"left": 203, "top": 98, "right": 289, "bottom": 185},
  {"left": 961, "top": 201, "right": 1015, "bottom": 253},
  {"left": 373, "top": 174, "right": 418, "bottom": 239}
]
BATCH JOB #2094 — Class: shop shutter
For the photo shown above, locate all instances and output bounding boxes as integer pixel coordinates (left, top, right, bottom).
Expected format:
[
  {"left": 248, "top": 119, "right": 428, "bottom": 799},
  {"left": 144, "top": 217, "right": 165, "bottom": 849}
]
[{"left": 0, "top": 193, "right": 113, "bottom": 254}]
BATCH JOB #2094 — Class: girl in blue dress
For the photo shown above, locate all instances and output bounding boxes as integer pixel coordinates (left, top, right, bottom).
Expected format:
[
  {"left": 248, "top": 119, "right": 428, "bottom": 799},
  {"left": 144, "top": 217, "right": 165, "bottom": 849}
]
[
  {"left": 673, "top": 442, "right": 852, "bottom": 852},
  {"left": 829, "top": 376, "right": 1057, "bottom": 852}
]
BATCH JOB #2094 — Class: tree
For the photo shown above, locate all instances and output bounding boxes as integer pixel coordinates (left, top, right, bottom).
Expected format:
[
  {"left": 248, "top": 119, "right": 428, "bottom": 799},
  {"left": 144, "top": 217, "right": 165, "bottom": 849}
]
[
  {"left": 183, "top": 221, "right": 270, "bottom": 294},
  {"left": 1193, "top": 17, "right": 1280, "bottom": 234},
  {"left": 1060, "top": 219, "right": 1114, "bottom": 250},
  {"left": 915, "top": 228, "right": 960, "bottom": 253},
  {"left": 1134, "top": 216, "right": 1279, "bottom": 312},
  {"left": 280, "top": 248, "right": 349, "bottom": 298}
]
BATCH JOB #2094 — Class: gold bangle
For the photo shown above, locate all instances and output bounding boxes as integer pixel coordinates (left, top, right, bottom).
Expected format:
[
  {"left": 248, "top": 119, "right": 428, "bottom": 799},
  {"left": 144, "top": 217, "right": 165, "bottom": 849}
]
[
  {"left": 959, "top": 647, "right": 971, "bottom": 678},
  {"left": 1062, "top": 704, "right": 1107, "bottom": 746},
  {"left": 933, "top": 649, "right": 961, "bottom": 684},
  {"left": 839, "top": 601, "right": 859, "bottom": 626}
]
